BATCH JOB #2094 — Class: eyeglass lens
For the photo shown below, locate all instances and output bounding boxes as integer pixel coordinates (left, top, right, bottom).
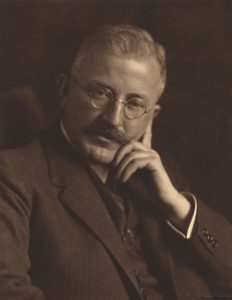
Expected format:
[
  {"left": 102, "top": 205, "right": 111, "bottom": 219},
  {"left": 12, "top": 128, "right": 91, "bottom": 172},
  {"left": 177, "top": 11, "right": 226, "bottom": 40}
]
[{"left": 90, "top": 87, "right": 145, "bottom": 119}]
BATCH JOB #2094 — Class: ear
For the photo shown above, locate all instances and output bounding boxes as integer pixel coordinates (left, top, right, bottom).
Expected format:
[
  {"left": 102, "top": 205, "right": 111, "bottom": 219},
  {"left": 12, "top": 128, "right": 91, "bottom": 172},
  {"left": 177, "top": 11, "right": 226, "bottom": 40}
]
[
  {"left": 57, "top": 74, "right": 69, "bottom": 107},
  {"left": 152, "top": 104, "right": 161, "bottom": 120}
]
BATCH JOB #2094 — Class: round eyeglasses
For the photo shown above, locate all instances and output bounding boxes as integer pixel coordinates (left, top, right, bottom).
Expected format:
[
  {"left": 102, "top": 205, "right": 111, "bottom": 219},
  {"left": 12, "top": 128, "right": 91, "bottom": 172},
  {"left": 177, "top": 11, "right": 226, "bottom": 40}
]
[{"left": 71, "top": 76, "right": 155, "bottom": 120}]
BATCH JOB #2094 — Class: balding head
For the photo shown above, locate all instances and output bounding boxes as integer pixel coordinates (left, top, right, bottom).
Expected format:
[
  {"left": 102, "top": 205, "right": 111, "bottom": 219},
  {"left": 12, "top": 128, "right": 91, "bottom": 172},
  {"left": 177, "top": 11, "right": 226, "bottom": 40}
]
[{"left": 70, "top": 24, "right": 166, "bottom": 84}]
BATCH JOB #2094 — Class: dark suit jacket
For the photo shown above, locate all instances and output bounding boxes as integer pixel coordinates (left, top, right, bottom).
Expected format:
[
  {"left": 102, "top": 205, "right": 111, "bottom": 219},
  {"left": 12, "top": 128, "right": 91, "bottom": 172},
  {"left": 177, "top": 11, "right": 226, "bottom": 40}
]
[{"left": 0, "top": 125, "right": 231, "bottom": 300}]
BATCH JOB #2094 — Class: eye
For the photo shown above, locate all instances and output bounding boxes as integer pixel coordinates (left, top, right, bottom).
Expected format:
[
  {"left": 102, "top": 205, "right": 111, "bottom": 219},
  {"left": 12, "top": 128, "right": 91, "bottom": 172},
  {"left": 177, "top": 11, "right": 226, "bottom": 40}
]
[
  {"left": 127, "top": 98, "right": 144, "bottom": 110},
  {"left": 90, "top": 87, "right": 111, "bottom": 99}
]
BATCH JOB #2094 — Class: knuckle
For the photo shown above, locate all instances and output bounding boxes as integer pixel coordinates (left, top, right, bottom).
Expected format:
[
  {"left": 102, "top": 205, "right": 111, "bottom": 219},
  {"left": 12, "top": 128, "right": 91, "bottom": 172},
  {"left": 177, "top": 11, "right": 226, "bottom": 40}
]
[
  {"left": 130, "top": 152, "right": 138, "bottom": 160},
  {"left": 151, "top": 150, "right": 160, "bottom": 160},
  {"left": 130, "top": 140, "right": 137, "bottom": 147}
]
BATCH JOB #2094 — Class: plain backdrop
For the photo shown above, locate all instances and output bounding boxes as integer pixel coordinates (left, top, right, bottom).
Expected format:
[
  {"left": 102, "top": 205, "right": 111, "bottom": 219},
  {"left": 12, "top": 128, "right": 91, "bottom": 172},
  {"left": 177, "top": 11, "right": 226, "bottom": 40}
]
[{"left": 0, "top": 0, "right": 232, "bottom": 220}]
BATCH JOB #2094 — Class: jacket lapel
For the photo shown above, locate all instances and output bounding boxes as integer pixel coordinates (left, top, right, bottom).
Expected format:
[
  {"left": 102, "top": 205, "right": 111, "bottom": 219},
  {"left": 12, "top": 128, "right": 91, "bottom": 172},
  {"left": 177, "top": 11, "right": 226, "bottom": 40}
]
[
  {"left": 60, "top": 171, "right": 141, "bottom": 292},
  {"left": 44, "top": 126, "right": 141, "bottom": 294}
]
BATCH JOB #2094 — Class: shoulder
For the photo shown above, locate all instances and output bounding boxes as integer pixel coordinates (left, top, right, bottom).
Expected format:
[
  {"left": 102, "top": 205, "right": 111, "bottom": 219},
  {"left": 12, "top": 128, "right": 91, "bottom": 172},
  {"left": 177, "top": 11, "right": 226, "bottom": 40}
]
[
  {"left": 0, "top": 136, "right": 45, "bottom": 173},
  {"left": 0, "top": 133, "right": 49, "bottom": 197},
  {"left": 0, "top": 137, "right": 43, "bottom": 165}
]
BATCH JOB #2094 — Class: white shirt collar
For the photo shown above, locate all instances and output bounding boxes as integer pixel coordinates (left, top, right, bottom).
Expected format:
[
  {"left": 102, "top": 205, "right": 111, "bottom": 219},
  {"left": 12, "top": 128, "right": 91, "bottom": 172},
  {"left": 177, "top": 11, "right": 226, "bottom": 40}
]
[{"left": 59, "top": 121, "right": 74, "bottom": 148}]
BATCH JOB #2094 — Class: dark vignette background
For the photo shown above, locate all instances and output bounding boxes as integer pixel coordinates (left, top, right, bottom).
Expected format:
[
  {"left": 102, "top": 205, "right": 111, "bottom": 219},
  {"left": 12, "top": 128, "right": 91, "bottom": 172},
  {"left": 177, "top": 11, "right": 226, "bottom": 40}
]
[{"left": 0, "top": 0, "right": 232, "bottom": 221}]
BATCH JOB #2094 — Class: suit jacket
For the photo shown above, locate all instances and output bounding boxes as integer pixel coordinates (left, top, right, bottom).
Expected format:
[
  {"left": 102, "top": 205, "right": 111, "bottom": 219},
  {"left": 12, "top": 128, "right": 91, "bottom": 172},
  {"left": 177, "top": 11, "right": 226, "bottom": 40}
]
[{"left": 0, "top": 125, "right": 231, "bottom": 300}]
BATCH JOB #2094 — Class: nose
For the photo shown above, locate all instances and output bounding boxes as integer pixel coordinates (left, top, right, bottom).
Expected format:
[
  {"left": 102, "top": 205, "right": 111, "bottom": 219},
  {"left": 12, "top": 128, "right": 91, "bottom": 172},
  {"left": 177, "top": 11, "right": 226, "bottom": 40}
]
[{"left": 102, "top": 100, "right": 124, "bottom": 127}]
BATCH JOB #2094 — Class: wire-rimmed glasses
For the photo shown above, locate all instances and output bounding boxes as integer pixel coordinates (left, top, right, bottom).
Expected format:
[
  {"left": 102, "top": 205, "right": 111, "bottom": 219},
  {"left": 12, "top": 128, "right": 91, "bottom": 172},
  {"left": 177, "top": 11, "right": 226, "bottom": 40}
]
[{"left": 71, "top": 76, "right": 155, "bottom": 120}]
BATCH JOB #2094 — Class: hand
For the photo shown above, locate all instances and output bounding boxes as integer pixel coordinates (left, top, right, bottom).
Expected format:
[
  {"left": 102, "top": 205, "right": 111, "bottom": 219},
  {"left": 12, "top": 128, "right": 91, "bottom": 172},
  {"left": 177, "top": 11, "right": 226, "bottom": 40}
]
[{"left": 113, "top": 121, "right": 192, "bottom": 227}]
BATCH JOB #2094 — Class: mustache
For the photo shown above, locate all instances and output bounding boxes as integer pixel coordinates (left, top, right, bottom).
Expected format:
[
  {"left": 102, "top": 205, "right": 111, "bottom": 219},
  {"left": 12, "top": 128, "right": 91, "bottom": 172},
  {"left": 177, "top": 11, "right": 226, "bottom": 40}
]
[{"left": 85, "top": 120, "right": 129, "bottom": 144}]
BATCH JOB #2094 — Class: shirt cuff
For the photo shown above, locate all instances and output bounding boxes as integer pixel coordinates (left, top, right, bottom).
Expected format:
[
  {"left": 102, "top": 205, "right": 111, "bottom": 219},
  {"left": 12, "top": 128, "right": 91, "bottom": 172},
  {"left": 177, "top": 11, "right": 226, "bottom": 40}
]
[{"left": 166, "top": 192, "right": 197, "bottom": 239}]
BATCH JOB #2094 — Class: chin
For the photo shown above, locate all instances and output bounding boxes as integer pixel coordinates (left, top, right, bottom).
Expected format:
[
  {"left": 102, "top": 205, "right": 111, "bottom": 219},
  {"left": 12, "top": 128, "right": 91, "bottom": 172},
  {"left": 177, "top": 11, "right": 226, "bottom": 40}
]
[
  {"left": 91, "top": 148, "right": 116, "bottom": 165},
  {"left": 85, "top": 142, "right": 118, "bottom": 165}
]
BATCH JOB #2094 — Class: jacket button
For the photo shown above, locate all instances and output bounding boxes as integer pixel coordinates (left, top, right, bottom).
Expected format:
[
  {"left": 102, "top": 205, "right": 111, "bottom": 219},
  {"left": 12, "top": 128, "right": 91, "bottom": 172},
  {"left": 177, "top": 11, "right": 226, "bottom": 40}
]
[
  {"left": 202, "top": 228, "right": 208, "bottom": 236},
  {"left": 212, "top": 239, "right": 218, "bottom": 248},
  {"left": 134, "top": 270, "right": 140, "bottom": 277},
  {"left": 140, "top": 287, "right": 144, "bottom": 296},
  {"left": 134, "top": 270, "right": 141, "bottom": 284},
  {"left": 207, "top": 234, "right": 214, "bottom": 242},
  {"left": 126, "top": 228, "right": 134, "bottom": 237},
  {"left": 122, "top": 228, "right": 134, "bottom": 242},
  {"left": 122, "top": 232, "right": 126, "bottom": 243}
]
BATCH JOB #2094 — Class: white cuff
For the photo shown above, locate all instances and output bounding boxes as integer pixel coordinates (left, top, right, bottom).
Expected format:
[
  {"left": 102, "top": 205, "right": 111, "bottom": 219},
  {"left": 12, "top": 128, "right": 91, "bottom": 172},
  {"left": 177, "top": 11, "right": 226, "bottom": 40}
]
[{"left": 167, "top": 192, "right": 197, "bottom": 239}]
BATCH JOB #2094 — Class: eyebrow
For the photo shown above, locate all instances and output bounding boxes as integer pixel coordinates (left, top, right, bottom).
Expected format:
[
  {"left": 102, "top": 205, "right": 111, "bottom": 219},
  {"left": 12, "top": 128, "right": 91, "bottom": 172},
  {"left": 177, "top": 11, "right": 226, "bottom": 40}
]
[
  {"left": 86, "top": 79, "right": 148, "bottom": 102},
  {"left": 86, "top": 80, "right": 112, "bottom": 91}
]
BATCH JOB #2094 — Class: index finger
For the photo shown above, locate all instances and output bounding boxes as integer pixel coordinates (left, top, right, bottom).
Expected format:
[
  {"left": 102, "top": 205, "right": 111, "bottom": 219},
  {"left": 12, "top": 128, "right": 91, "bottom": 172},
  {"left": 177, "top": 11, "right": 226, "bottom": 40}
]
[{"left": 141, "top": 120, "right": 153, "bottom": 148}]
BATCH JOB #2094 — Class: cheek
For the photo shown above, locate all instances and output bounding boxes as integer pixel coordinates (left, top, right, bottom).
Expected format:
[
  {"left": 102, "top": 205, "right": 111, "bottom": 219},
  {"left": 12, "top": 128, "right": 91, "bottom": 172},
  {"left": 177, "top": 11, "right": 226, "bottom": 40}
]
[
  {"left": 123, "top": 118, "right": 151, "bottom": 140},
  {"left": 65, "top": 98, "right": 96, "bottom": 129}
]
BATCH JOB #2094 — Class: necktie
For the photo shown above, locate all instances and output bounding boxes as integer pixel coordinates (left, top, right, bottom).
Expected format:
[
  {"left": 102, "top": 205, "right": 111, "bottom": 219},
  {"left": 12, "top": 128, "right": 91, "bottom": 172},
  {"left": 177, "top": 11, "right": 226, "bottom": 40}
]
[{"left": 104, "top": 173, "right": 128, "bottom": 234}]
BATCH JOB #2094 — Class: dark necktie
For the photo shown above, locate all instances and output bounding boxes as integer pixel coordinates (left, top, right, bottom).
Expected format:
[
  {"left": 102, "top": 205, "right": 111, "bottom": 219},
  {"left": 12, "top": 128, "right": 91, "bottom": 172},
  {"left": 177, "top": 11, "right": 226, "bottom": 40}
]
[{"left": 104, "top": 172, "right": 128, "bottom": 234}]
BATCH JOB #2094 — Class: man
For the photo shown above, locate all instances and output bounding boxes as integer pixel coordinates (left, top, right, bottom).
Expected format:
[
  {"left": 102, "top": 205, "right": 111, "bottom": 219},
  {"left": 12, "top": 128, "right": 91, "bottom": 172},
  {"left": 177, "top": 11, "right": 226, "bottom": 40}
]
[{"left": 0, "top": 24, "right": 231, "bottom": 300}]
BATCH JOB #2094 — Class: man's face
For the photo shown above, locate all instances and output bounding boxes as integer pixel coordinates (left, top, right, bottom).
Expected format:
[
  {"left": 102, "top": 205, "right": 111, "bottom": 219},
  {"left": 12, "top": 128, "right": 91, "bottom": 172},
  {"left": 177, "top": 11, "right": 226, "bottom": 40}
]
[{"left": 60, "top": 50, "right": 164, "bottom": 165}]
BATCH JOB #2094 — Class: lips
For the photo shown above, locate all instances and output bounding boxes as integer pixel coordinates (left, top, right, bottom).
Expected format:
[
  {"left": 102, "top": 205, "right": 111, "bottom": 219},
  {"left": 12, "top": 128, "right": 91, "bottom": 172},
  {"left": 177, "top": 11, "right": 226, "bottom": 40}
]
[{"left": 92, "top": 134, "right": 119, "bottom": 147}]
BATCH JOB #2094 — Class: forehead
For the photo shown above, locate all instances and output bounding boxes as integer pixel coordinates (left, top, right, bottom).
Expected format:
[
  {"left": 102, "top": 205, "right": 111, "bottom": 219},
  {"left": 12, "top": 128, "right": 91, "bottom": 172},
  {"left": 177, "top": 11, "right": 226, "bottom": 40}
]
[{"left": 72, "top": 50, "right": 164, "bottom": 94}]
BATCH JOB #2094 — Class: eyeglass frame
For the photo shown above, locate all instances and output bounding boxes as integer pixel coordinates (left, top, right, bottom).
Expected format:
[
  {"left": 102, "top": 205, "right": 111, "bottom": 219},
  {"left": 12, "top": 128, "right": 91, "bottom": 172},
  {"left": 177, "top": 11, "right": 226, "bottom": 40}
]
[{"left": 69, "top": 75, "right": 156, "bottom": 120}]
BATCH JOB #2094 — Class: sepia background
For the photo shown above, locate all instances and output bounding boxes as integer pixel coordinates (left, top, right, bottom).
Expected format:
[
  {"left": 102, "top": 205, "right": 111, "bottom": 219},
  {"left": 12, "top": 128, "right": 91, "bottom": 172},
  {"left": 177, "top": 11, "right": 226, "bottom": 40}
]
[{"left": 0, "top": 0, "right": 231, "bottom": 221}]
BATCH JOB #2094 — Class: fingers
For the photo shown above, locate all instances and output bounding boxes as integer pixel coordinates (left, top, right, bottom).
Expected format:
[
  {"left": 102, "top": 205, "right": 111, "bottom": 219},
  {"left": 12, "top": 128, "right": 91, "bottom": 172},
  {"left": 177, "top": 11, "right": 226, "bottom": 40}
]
[
  {"left": 113, "top": 141, "right": 160, "bottom": 182},
  {"left": 117, "top": 157, "right": 153, "bottom": 182},
  {"left": 115, "top": 151, "right": 152, "bottom": 180},
  {"left": 141, "top": 119, "right": 153, "bottom": 148},
  {"left": 113, "top": 141, "right": 146, "bottom": 166}
]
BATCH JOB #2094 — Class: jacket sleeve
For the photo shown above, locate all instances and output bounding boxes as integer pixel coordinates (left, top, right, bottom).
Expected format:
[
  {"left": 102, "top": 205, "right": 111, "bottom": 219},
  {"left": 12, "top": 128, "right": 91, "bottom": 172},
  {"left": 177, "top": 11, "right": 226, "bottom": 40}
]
[
  {"left": 186, "top": 198, "right": 232, "bottom": 295},
  {"left": 159, "top": 151, "right": 232, "bottom": 295},
  {"left": 0, "top": 155, "right": 46, "bottom": 299}
]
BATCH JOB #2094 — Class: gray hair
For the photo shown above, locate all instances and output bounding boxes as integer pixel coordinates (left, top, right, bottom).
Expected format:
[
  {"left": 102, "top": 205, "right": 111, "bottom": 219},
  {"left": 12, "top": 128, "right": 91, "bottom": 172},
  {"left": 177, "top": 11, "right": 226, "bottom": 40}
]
[{"left": 71, "top": 24, "right": 166, "bottom": 82}]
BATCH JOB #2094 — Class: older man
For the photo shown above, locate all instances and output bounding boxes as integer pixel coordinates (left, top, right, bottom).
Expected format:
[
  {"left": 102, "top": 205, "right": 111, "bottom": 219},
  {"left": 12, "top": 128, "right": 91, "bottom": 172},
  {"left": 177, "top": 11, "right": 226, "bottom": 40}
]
[{"left": 0, "top": 24, "right": 231, "bottom": 300}]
